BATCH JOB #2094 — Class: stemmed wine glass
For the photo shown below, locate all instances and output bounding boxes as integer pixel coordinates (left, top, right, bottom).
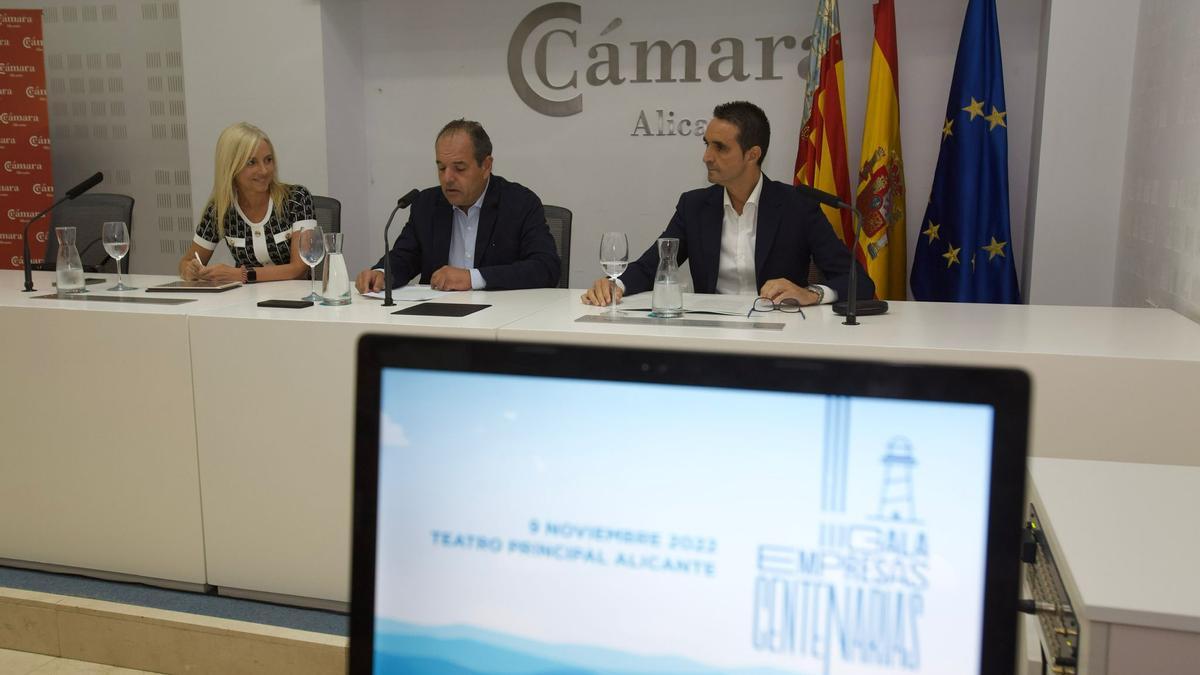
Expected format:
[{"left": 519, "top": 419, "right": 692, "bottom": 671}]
[
  {"left": 599, "top": 232, "right": 629, "bottom": 316},
  {"left": 102, "top": 221, "right": 136, "bottom": 291},
  {"left": 298, "top": 225, "right": 326, "bottom": 301}
]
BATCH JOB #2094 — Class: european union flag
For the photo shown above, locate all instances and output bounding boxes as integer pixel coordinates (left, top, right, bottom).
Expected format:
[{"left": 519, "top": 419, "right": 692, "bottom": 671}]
[{"left": 910, "top": 0, "right": 1021, "bottom": 302}]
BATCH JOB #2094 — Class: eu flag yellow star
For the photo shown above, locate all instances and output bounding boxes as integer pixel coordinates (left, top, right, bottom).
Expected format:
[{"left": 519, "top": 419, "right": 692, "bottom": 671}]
[
  {"left": 941, "top": 118, "right": 954, "bottom": 141},
  {"left": 985, "top": 106, "right": 1007, "bottom": 131},
  {"left": 922, "top": 221, "right": 941, "bottom": 243},
  {"left": 982, "top": 236, "right": 1008, "bottom": 260},
  {"left": 962, "top": 97, "right": 985, "bottom": 121},
  {"left": 942, "top": 243, "right": 961, "bottom": 268}
]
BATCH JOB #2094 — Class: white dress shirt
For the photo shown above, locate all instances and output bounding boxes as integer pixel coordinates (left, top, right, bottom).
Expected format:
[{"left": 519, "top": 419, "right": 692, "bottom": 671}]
[
  {"left": 448, "top": 181, "right": 489, "bottom": 290},
  {"left": 715, "top": 173, "right": 764, "bottom": 295}
]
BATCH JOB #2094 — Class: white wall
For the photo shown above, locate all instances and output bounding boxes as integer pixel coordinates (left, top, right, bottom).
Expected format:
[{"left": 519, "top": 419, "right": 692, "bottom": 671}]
[
  {"left": 6, "top": 0, "right": 192, "bottom": 274},
  {"left": 1114, "top": 0, "right": 1200, "bottom": 322},
  {"left": 1023, "top": 0, "right": 1139, "bottom": 306},
  {"left": 320, "top": 0, "right": 370, "bottom": 273},
  {"left": 341, "top": 0, "right": 1042, "bottom": 289},
  {"left": 178, "top": 0, "right": 329, "bottom": 266}
]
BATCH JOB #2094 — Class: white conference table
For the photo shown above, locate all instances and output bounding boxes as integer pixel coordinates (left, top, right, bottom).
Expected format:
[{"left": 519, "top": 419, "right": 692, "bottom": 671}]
[
  {"left": 500, "top": 292, "right": 1200, "bottom": 467},
  {"left": 186, "top": 283, "right": 564, "bottom": 606},
  {"left": 4, "top": 272, "right": 1200, "bottom": 606}
]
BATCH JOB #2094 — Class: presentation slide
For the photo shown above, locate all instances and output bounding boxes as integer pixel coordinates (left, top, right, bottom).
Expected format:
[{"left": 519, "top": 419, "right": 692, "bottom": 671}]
[{"left": 373, "top": 369, "right": 995, "bottom": 675}]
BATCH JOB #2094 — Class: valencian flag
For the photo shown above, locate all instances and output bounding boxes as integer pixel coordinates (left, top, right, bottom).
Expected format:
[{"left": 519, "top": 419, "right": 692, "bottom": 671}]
[
  {"left": 910, "top": 0, "right": 1021, "bottom": 302},
  {"left": 795, "top": 0, "right": 856, "bottom": 261},
  {"left": 856, "top": 0, "right": 907, "bottom": 300}
]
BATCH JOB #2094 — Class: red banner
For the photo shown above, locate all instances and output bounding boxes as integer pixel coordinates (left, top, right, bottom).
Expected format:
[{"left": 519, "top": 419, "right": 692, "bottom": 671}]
[{"left": 0, "top": 9, "right": 53, "bottom": 269}]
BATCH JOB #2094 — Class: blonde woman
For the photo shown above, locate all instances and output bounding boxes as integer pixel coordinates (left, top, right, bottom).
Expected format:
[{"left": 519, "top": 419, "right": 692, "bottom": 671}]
[{"left": 178, "top": 122, "right": 316, "bottom": 283}]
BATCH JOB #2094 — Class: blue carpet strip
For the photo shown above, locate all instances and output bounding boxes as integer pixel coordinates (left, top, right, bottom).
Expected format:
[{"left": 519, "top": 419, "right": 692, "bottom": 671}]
[{"left": 0, "top": 566, "right": 347, "bottom": 636}]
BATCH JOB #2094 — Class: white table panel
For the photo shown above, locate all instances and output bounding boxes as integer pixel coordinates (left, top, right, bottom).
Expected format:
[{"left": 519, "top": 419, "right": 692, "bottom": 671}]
[
  {"left": 187, "top": 286, "right": 564, "bottom": 602},
  {"left": 0, "top": 272, "right": 212, "bottom": 583}
]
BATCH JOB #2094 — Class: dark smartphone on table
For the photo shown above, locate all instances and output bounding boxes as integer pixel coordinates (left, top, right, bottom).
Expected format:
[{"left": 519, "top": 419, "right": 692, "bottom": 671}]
[{"left": 257, "top": 299, "right": 314, "bottom": 309}]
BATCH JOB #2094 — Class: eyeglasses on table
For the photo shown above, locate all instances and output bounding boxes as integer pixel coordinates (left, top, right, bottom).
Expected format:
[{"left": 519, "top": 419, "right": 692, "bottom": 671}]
[{"left": 748, "top": 297, "right": 805, "bottom": 319}]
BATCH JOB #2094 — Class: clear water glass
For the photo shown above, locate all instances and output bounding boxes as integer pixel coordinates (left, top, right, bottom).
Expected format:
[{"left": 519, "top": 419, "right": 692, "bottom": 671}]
[
  {"left": 297, "top": 225, "right": 325, "bottom": 301},
  {"left": 102, "top": 221, "right": 136, "bottom": 291},
  {"left": 599, "top": 232, "right": 628, "bottom": 315}
]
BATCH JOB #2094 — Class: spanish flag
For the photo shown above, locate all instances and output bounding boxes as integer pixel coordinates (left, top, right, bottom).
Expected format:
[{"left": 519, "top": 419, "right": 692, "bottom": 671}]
[
  {"left": 856, "top": 0, "right": 907, "bottom": 300},
  {"left": 795, "top": 0, "right": 855, "bottom": 260}
]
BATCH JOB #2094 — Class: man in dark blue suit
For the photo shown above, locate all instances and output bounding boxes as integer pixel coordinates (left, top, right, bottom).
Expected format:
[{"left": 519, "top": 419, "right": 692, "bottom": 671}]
[
  {"left": 582, "top": 101, "right": 872, "bottom": 307},
  {"left": 356, "top": 119, "right": 560, "bottom": 292}
]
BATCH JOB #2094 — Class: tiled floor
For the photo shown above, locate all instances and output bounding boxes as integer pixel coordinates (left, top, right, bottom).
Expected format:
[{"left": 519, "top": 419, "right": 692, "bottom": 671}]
[{"left": 0, "top": 648, "right": 162, "bottom": 674}]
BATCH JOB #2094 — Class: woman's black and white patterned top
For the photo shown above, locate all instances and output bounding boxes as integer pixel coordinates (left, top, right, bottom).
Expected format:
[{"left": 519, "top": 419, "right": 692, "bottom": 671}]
[{"left": 192, "top": 185, "right": 317, "bottom": 267}]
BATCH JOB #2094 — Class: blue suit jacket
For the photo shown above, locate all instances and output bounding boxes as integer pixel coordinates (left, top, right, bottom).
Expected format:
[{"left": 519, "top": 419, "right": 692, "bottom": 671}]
[
  {"left": 619, "top": 175, "right": 874, "bottom": 299},
  {"left": 374, "top": 174, "right": 560, "bottom": 290}
]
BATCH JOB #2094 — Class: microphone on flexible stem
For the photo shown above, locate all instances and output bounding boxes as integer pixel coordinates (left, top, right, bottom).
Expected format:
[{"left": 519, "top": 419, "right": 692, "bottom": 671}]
[
  {"left": 794, "top": 183, "right": 889, "bottom": 325},
  {"left": 381, "top": 189, "right": 420, "bottom": 307},
  {"left": 22, "top": 171, "right": 104, "bottom": 292}
]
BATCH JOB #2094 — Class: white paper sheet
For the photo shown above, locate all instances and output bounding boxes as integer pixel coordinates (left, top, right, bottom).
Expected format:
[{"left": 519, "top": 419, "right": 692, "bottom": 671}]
[
  {"left": 360, "top": 285, "right": 453, "bottom": 302},
  {"left": 619, "top": 293, "right": 753, "bottom": 316}
]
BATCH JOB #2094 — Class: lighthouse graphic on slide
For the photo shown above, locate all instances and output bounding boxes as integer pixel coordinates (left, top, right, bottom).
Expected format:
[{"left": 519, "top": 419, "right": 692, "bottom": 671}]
[{"left": 876, "top": 436, "right": 919, "bottom": 523}]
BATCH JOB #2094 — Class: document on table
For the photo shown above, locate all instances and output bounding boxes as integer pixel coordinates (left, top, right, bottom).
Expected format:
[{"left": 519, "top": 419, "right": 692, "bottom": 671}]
[
  {"left": 619, "top": 294, "right": 752, "bottom": 316},
  {"left": 360, "top": 285, "right": 452, "bottom": 302}
]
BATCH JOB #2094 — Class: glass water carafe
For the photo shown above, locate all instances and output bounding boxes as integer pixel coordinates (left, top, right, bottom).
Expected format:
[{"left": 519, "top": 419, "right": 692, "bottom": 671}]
[
  {"left": 651, "top": 237, "right": 683, "bottom": 318},
  {"left": 321, "top": 231, "right": 351, "bottom": 305},
  {"left": 54, "top": 226, "right": 86, "bottom": 295}
]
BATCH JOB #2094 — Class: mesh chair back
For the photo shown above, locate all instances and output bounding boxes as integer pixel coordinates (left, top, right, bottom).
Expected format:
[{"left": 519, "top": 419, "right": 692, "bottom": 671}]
[
  {"left": 542, "top": 204, "right": 572, "bottom": 289},
  {"left": 40, "top": 193, "right": 135, "bottom": 273},
  {"left": 806, "top": 261, "right": 825, "bottom": 285},
  {"left": 312, "top": 195, "right": 342, "bottom": 235}
]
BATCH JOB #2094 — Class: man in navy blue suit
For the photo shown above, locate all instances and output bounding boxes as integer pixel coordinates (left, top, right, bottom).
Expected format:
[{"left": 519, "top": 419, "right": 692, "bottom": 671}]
[
  {"left": 356, "top": 119, "right": 560, "bottom": 292},
  {"left": 582, "top": 101, "right": 872, "bottom": 307}
]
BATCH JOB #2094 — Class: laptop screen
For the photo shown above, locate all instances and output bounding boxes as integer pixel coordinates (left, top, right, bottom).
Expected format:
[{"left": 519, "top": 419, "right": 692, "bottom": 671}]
[{"left": 351, "top": 337, "right": 1029, "bottom": 675}]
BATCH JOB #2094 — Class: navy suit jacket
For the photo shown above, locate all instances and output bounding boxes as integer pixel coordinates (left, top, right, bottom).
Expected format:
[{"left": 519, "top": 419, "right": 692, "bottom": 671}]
[
  {"left": 374, "top": 174, "right": 561, "bottom": 290},
  {"left": 619, "top": 175, "right": 874, "bottom": 299}
]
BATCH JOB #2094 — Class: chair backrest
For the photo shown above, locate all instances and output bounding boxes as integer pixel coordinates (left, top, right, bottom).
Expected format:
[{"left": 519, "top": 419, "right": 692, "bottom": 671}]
[
  {"left": 312, "top": 195, "right": 342, "bottom": 235},
  {"left": 806, "top": 261, "right": 825, "bottom": 285},
  {"left": 40, "top": 193, "right": 135, "bottom": 273},
  {"left": 542, "top": 204, "right": 572, "bottom": 289}
]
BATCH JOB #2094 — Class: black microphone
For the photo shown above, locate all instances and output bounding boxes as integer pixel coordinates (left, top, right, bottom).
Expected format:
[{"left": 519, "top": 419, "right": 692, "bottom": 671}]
[
  {"left": 22, "top": 171, "right": 104, "bottom": 292},
  {"left": 65, "top": 172, "right": 103, "bottom": 199},
  {"left": 396, "top": 188, "right": 419, "bottom": 210},
  {"left": 382, "top": 189, "right": 421, "bottom": 307},
  {"left": 795, "top": 182, "right": 889, "bottom": 324}
]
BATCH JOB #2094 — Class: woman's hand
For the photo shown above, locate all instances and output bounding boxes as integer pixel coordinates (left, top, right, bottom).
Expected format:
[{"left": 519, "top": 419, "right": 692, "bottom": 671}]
[
  {"left": 181, "top": 258, "right": 204, "bottom": 281},
  {"left": 198, "top": 263, "right": 245, "bottom": 284}
]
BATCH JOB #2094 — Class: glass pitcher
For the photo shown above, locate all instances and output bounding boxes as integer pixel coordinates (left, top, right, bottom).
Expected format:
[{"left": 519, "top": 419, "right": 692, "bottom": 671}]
[
  {"left": 321, "top": 231, "right": 351, "bottom": 305},
  {"left": 55, "top": 226, "right": 86, "bottom": 295},
  {"left": 650, "top": 237, "right": 683, "bottom": 318}
]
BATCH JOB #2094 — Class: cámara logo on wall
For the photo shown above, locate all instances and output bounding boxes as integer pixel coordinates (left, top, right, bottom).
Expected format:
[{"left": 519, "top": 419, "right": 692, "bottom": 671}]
[{"left": 507, "top": 2, "right": 810, "bottom": 134}]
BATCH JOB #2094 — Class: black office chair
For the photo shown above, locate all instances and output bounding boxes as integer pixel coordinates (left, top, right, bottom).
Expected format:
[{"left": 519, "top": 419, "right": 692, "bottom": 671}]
[
  {"left": 807, "top": 261, "right": 825, "bottom": 285},
  {"left": 543, "top": 205, "right": 572, "bottom": 289},
  {"left": 312, "top": 195, "right": 341, "bottom": 235},
  {"left": 36, "top": 193, "right": 135, "bottom": 273}
]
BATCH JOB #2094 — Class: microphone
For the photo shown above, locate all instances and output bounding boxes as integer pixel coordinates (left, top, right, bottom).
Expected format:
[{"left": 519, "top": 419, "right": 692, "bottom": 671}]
[
  {"left": 794, "top": 182, "right": 889, "bottom": 324},
  {"left": 65, "top": 172, "right": 104, "bottom": 199},
  {"left": 396, "top": 188, "right": 419, "bottom": 210},
  {"left": 382, "top": 189, "right": 421, "bottom": 307},
  {"left": 22, "top": 171, "right": 104, "bottom": 292}
]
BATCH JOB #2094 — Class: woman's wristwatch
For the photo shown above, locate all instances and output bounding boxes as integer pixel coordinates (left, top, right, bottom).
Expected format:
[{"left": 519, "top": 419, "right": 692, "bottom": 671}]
[{"left": 242, "top": 265, "right": 257, "bottom": 284}]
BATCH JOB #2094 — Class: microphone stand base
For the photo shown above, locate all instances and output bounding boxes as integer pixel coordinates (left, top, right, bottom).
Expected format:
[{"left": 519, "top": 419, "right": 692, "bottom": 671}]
[{"left": 832, "top": 299, "right": 889, "bottom": 317}]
